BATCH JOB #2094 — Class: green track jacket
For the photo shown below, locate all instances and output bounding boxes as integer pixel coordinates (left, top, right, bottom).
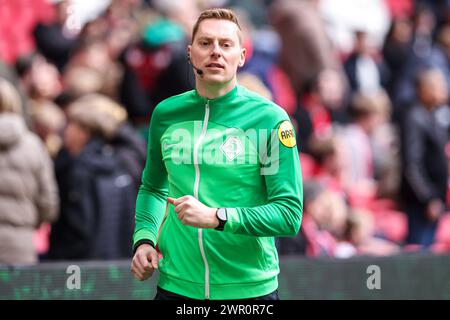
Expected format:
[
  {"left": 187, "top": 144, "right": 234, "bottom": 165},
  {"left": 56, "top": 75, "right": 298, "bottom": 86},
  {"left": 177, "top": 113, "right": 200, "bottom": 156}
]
[{"left": 133, "top": 85, "right": 303, "bottom": 299}]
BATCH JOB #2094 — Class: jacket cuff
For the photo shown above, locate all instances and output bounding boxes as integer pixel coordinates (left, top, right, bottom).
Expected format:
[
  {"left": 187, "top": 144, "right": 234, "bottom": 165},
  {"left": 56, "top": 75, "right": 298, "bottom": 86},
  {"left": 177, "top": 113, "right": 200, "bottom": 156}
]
[
  {"left": 224, "top": 208, "right": 240, "bottom": 233},
  {"left": 132, "top": 239, "right": 155, "bottom": 254}
]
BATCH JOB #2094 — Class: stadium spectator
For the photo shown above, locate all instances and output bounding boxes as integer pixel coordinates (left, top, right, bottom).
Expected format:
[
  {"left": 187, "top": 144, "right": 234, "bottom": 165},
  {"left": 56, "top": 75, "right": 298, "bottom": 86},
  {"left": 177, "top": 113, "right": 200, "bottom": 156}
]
[
  {"left": 64, "top": 39, "right": 122, "bottom": 100},
  {"left": 33, "top": 0, "right": 79, "bottom": 71},
  {"left": 343, "top": 30, "right": 390, "bottom": 95},
  {"left": 234, "top": 8, "right": 297, "bottom": 115},
  {"left": 399, "top": 67, "right": 450, "bottom": 247},
  {"left": 28, "top": 99, "right": 66, "bottom": 158},
  {"left": 15, "top": 53, "right": 62, "bottom": 107},
  {"left": 339, "top": 90, "right": 395, "bottom": 206},
  {"left": 47, "top": 94, "right": 145, "bottom": 260},
  {"left": 268, "top": 0, "right": 341, "bottom": 96},
  {"left": 237, "top": 72, "right": 273, "bottom": 101},
  {"left": 382, "top": 17, "right": 414, "bottom": 103},
  {"left": 392, "top": 3, "right": 450, "bottom": 116},
  {"left": 293, "top": 68, "right": 349, "bottom": 153},
  {"left": 278, "top": 181, "right": 341, "bottom": 258},
  {"left": 336, "top": 208, "right": 401, "bottom": 257},
  {"left": 307, "top": 132, "right": 349, "bottom": 195},
  {"left": 0, "top": 77, "right": 59, "bottom": 264},
  {"left": 118, "top": 16, "right": 194, "bottom": 129}
]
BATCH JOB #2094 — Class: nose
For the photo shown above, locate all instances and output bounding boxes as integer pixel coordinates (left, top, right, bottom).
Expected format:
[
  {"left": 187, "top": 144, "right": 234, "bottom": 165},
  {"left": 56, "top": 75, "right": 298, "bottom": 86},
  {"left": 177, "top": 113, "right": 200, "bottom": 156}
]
[{"left": 210, "top": 41, "right": 221, "bottom": 58}]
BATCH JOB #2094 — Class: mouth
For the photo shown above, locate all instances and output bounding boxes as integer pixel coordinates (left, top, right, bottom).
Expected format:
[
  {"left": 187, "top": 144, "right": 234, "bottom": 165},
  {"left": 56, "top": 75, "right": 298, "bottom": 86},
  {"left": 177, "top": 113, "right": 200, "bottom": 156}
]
[{"left": 205, "top": 63, "right": 224, "bottom": 69}]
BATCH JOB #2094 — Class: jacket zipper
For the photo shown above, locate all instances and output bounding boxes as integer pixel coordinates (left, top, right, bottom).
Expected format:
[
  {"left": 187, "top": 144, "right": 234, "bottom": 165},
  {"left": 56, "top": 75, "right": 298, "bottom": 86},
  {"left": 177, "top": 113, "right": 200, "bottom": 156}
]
[{"left": 193, "top": 99, "right": 210, "bottom": 299}]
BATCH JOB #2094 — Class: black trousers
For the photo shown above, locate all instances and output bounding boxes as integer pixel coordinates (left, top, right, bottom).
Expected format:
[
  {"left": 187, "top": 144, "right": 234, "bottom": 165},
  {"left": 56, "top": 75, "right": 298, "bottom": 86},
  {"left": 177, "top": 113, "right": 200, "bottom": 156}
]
[{"left": 154, "top": 286, "right": 279, "bottom": 300}]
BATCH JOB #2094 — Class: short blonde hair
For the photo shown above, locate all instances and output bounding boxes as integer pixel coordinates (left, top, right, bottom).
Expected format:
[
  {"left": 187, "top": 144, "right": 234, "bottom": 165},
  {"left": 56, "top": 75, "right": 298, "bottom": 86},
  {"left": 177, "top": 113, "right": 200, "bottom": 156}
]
[
  {"left": 192, "top": 8, "right": 242, "bottom": 43},
  {"left": 237, "top": 73, "right": 272, "bottom": 100},
  {"left": 351, "top": 89, "right": 391, "bottom": 119},
  {"left": 67, "top": 94, "right": 127, "bottom": 139},
  {"left": 0, "top": 78, "right": 22, "bottom": 114},
  {"left": 63, "top": 66, "right": 103, "bottom": 98},
  {"left": 29, "top": 100, "right": 66, "bottom": 132}
]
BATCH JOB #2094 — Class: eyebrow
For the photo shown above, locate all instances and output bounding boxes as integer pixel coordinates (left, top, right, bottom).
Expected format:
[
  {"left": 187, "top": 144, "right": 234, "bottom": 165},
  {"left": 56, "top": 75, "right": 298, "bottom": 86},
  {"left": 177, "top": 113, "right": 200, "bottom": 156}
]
[
  {"left": 195, "top": 36, "right": 242, "bottom": 47},
  {"left": 196, "top": 35, "right": 236, "bottom": 42}
]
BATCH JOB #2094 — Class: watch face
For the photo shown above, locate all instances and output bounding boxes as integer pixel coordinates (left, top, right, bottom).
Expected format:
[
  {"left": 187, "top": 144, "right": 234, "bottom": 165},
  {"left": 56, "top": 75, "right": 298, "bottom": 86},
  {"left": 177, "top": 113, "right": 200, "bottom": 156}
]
[{"left": 217, "top": 208, "right": 227, "bottom": 221}]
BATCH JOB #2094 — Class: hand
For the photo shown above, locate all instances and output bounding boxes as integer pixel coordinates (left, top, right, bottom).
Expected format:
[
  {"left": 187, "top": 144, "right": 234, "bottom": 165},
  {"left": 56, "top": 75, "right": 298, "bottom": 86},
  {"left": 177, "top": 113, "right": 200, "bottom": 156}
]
[
  {"left": 131, "top": 244, "right": 158, "bottom": 281},
  {"left": 168, "top": 196, "right": 218, "bottom": 229},
  {"left": 425, "top": 199, "right": 443, "bottom": 222}
]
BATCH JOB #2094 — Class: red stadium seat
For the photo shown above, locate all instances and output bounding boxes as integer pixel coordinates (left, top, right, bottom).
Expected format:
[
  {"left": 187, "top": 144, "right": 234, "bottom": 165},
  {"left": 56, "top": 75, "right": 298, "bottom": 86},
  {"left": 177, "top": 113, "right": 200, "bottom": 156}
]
[
  {"left": 373, "top": 209, "right": 408, "bottom": 243},
  {"left": 299, "top": 152, "right": 317, "bottom": 180},
  {"left": 433, "top": 213, "right": 450, "bottom": 253}
]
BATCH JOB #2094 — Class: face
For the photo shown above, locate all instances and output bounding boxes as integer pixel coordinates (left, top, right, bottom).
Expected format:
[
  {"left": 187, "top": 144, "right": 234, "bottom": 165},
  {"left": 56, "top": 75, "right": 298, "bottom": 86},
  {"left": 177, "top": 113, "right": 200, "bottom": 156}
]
[
  {"left": 393, "top": 19, "right": 412, "bottom": 43},
  {"left": 419, "top": 70, "right": 449, "bottom": 108},
  {"left": 354, "top": 32, "right": 369, "bottom": 55},
  {"left": 318, "top": 69, "right": 344, "bottom": 109},
  {"left": 351, "top": 213, "right": 374, "bottom": 245},
  {"left": 63, "top": 121, "right": 91, "bottom": 156},
  {"left": 188, "top": 19, "right": 246, "bottom": 88},
  {"left": 307, "top": 192, "right": 330, "bottom": 229},
  {"left": 30, "top": 56, "right": 62, "bottom": 99}
]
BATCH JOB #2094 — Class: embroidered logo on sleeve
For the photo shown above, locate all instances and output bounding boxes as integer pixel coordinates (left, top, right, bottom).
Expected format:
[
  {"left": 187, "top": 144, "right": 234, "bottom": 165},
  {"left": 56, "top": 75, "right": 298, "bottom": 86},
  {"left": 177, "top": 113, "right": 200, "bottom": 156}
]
[{"left": 278, "top": 120, "right": 296, "bottom": 148}]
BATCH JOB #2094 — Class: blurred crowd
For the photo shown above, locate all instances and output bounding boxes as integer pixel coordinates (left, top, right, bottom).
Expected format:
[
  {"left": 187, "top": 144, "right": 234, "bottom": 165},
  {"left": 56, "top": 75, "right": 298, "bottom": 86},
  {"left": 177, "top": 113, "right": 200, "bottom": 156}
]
[{"left": 0, "top": 0, "right": 450, "bottom": 264}]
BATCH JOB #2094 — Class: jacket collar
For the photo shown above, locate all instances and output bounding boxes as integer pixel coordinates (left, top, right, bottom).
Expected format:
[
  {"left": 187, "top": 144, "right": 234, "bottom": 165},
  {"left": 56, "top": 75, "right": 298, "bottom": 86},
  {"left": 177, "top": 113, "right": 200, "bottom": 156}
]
[{"left": 194, "top": 85, "right": 239, "bottom": 105}]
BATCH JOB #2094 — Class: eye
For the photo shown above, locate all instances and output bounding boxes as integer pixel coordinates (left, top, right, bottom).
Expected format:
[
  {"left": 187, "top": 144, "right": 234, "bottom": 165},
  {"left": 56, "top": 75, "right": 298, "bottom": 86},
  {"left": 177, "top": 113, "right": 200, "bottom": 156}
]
[
  {"left": 199, "top": 40, "right": 209, "bottom": 46},
  {"left": 222, "top": 42, "right": 232, "bottom": 48}
]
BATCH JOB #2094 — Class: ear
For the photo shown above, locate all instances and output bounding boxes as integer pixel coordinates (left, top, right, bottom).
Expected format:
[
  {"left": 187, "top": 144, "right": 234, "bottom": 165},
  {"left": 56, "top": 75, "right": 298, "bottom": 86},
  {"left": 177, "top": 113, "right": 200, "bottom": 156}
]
[
  {"left": 187, "top": 45, "right": 192, "bottom": 59},
  {"left": 238, "top": 47, "right": 246, "bottom": 68}
]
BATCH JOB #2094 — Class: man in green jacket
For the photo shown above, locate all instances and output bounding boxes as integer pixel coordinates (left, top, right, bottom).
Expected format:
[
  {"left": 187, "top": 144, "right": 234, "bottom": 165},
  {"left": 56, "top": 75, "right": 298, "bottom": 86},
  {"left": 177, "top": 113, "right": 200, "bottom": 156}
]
[{"left": 131, "top": 8, "right": 303, "bottom": 300}]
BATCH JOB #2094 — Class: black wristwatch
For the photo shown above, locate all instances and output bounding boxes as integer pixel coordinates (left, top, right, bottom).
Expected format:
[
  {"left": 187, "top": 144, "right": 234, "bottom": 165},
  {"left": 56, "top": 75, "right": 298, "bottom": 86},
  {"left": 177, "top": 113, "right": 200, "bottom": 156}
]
[{"left": 215, "top": 208, "right": 228, "bottom": 231}]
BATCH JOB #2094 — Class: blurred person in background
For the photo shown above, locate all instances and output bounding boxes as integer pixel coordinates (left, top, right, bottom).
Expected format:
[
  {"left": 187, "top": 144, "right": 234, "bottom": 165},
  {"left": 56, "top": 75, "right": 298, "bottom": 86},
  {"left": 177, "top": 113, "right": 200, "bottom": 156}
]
[
  {"left": 28, "top": 100, "right": 66, "bottom": 158},
  {"left": 1, "top": 61, "right": 30, "bottom": 124},
  {"left": 15, "top": 52, "right": 63, "bottom": 108},
  {"left": 307, "top": 132, "right": 349, "bottom": 195},
  {"left": 293, "top": 68, "right": 349, "bottom": 153},
  {"left": 118, "top": 0, "right": 199, "bottom": 131},
  {"left": 33, "top": 0, "right": 79, "bottom": 71},
  {"left": 47, "top": 94, "right": 145, "bottom": 260},
  {"left": 431, "top": 23, "right": 450, "bottom": 88},
  {"left": 336, "top": 208, "right": 400, "bottom": 257},
  {"left": 400, "top": 67, "right": 450, "bottom": 247},
  {"left": 277, "top": 181, "right": 341, "bottom": 257},
  {"left": 62, "top": 65, "right": 105, "bottom": 98},
  {"left": 368, "top": 91, "right": 401, "bottom": 200},
  {"left": 234, "top": 8, "right": 297, "bottom": 116},
  {"left": 325, "top": 190, "right": 349, "bottom": 242},
  {"left": 268, "top": 0, "right": 341, "bottom": 97},
  {"left": 0, "top": 78, "right": 59, "bottom": 264},
  {"left": 237, "top": 72, "right": 273, "bottom": 101},
  {"left": 382, "top": 17, "right": 414, "bottom": 105},
  {"left": 339, "top": 89, "right": 396, "bottom": 206},
  {"left": 393, "top": 3, "right": 450, "bottom": 115},
  {"left": 151, "top": 0, "right": 200, "bottom": 38},
  {"left": 64, "top": 39, "right": 122, "bottom": 100},
  {"left": 343, "top": 30, "right": 390, "bottom": 95}
]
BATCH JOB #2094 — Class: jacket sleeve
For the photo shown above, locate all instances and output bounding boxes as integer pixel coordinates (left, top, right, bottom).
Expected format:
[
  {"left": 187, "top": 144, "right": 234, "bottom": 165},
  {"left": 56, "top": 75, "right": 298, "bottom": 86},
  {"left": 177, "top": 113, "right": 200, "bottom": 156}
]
[
  {"left": 403, "top": 111, "right": 440, "bottom": 204},
  {"left": 35, "top": 137, "right": 59, "bottom": 226},
  {"left": 133, "top": 107, "right": 169, "bottom": 247},
  {"left": 224, "top": 119, "right": 303, "bottom": 237}
]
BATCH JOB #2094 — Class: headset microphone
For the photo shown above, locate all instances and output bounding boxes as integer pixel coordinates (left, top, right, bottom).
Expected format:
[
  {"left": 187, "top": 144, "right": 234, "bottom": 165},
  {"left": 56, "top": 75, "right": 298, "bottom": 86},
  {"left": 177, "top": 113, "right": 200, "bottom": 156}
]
[
  {"left": 194, "top": 66, "right": 204, "bottom": 76},
  {"left": 188, "top": 55, "right": 203, "bottom": 76}
]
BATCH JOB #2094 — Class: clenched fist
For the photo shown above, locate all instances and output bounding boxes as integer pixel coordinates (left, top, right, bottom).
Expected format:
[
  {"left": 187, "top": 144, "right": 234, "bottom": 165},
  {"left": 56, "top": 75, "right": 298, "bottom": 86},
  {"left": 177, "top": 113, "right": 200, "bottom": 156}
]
[{"left": 131, "top": 244, "right": 159, "bottom": 281}]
